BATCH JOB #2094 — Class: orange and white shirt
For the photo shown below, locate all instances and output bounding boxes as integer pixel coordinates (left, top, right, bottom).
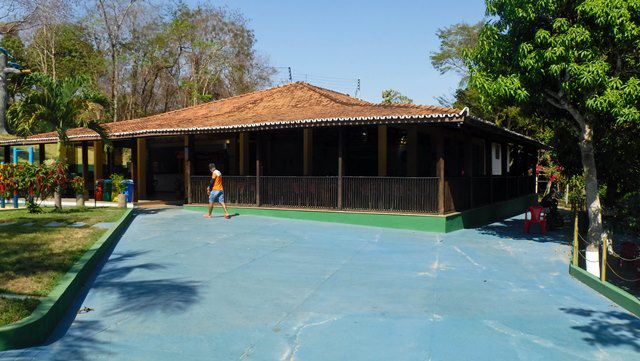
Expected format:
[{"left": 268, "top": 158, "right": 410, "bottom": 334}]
[{"left": 210, "top": 169, "right": 224, "bottom": 191}]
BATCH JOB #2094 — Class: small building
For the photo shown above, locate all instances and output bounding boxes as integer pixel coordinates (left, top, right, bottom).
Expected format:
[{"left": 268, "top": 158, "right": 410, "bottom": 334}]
[{"left": 0, "top": 82, "right": 543, "bottom": 231}]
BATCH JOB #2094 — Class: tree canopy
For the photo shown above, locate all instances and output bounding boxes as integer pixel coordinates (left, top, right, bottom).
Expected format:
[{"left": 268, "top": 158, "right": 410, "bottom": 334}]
[
  {"left": 467, "top": 0, "right": 640, "bottom": 244},
  {"left": 381, "top": 89, "right": 413, "bottom": 105},
  {"left": 3, "top": 1, "right": 274, "bottom": 122}
]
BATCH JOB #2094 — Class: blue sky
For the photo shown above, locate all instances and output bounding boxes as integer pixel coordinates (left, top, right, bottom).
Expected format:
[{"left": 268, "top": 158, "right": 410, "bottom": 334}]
[{"left": 200, "top": 0, "right": 487, "bottom": 105}]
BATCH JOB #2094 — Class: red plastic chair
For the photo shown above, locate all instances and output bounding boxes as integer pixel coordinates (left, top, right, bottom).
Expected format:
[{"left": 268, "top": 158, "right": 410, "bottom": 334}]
[{"left": 524, "top": 206, "right": 547, "bottom": 234}]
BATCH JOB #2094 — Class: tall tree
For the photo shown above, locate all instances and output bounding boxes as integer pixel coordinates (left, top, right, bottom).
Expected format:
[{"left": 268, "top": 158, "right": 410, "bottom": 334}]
[
  {"left": 467, "top": 0, "right": 640, "bottom": 247},
  {"left": 381, "top": 89, "right": 413, "bottom": 105},
  {"left": 430, "top": 21, "right": 483, "bottom": 85},
  {"left": 27, "top": 23, "right": 106, "bottom": 80},
  {"left": 91, "top": 0, "right": 139, "bottom": 122},
  {"left": 7, "top": 73, "right": 110, "bottom": 207}
]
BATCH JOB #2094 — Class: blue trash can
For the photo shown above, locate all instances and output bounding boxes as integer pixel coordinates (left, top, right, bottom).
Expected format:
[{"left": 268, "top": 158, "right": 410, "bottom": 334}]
[{"left": 123, "top": 179, "right": 134, "bottom": 202}]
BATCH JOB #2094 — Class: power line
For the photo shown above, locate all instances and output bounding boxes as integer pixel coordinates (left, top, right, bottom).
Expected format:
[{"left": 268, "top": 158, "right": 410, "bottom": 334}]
[{"left": 273, "top": 67, "right": 361, "bottom": 96}]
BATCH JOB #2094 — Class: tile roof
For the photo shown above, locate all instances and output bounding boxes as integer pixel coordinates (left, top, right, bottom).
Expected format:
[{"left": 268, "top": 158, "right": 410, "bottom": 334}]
[{"left": 0, "top": 82, "right": 466, "bottom": 145}]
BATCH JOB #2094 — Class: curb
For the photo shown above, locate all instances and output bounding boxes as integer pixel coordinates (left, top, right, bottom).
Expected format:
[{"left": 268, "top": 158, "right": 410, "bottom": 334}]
[
  {"left": 0, "top": 208, "right": 135, "bottom": 351},
  {"left": 183, "top": 195, "right": 534, "bottom": 233},
  {"left": 569, "top": 264, "right": 640, "bottom": 318},
  {"left": 184, "top": 205, "right": 449, "bottom": 232}
]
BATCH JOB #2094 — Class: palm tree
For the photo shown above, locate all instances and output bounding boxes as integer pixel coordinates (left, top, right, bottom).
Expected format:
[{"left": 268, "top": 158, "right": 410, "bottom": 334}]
[{"left": 8, "top": 73, "right": 110, "bottom": 208}]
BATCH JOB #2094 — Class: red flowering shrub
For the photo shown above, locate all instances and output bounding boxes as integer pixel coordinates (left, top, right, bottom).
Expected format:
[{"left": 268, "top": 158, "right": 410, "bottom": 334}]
[
  {"left": 0, "top": 161, "right": 68, "bottom": 212},
  {"left": 70, "top": 176, "right": 85, "bottom": 194}
]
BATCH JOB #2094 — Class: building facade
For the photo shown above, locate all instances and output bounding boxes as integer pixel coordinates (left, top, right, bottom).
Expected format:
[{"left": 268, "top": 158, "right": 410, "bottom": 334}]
[{"left": 1, "top": 82, "right": 542, "bottom": 226}]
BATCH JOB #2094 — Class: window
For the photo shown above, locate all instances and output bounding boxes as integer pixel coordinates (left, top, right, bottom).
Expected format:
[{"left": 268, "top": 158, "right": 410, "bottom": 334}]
[{"left": 494, "top": 143, "right": 501, "bottom": 160}]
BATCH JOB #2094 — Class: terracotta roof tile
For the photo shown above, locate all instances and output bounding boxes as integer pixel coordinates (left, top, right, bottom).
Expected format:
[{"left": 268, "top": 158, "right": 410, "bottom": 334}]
[{"left": 2, "top": 82, "right": 465, "bottom": 144}]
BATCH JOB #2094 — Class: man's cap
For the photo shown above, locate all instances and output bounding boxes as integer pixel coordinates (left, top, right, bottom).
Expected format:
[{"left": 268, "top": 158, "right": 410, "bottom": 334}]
[{"left": 209, "top": 163, "right": 216, "bottom": 169}]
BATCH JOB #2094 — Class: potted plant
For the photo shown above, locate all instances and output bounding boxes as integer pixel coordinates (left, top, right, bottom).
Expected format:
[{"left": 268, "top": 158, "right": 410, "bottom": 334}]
[
  {"left": 71, "top": 176, "right": 85, "bottom": 207},
  {"left": 110, "top": 173, "right": 127, "bottom": 208}
]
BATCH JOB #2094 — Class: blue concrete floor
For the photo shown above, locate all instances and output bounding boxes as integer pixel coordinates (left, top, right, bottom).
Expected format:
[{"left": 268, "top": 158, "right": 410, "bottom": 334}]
[{"left": 2, "top": 208, "right": 639, "bottom": 360}]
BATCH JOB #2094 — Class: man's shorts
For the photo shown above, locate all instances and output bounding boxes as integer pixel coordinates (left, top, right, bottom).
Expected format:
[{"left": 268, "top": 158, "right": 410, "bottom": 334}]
[{"left": 209, "top": 190, "right": 225, "bottom": 203}]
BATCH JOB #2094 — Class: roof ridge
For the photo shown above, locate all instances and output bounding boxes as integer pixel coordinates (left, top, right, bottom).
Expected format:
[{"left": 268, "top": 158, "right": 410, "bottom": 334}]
[
  {"left": 297, "top": 82, "right": 372, "bottom": 107},
  {"left": 116, "top": 82, "right": 295, "bottom": 124}
]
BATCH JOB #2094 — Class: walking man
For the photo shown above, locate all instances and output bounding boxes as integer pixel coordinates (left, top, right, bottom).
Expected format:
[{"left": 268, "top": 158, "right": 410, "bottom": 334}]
[{"left": 204, "top": 163, "right": 230, "bottom": 219}]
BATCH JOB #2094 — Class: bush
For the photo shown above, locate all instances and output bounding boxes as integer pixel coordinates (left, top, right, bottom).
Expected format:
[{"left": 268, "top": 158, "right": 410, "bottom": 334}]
[
  {"left": 110, "top": 173, "right": 125, "bottom": 197},
  {"left": 70, "top": 176, "right": 85, "bottom": 194},
  {"left": 0, "top": 161, "right": 68, "bottom": 213}
]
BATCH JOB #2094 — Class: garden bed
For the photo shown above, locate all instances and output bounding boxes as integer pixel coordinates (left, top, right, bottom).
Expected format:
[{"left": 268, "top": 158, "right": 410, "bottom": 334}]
[{"left": 0, "top": 207, "right": 126, "bottom": 327}]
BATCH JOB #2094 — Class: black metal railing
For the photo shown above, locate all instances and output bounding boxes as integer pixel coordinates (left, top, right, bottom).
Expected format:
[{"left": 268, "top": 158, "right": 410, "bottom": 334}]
[
  {"left": 260, "top": 176, "right": 338, "bottom": 208},
  {"left": 189, "top": 175, "right": 535, "bottom": 214},
  {"left": 190, "top": 176, "right": 256, "bottom": 204},
  {"left": 343, "top": 177, "right": 439, "bottom": 213},
  {"left": 445, "top": 177, "right": 471, "bottom": 213}
]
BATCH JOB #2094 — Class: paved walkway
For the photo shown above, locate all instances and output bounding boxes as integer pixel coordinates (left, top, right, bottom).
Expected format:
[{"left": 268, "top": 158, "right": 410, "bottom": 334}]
[{"left": 1, "top": 208, "right": 639, "bottom": 360}]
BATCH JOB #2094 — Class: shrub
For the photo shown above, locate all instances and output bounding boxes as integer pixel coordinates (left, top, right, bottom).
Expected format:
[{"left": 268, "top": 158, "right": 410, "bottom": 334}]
[
  {"left": 110, "top": 173, "right": 125, "bottom": 197},
  {"left": 70, "top": 176, "right": 85, "bottom": 195},
  {"left": 0, "top": 161, "right": 68, "bottom": 213}
]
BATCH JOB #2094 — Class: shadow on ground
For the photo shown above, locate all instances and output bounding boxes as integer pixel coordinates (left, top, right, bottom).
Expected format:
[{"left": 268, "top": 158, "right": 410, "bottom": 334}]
[
  {"left": 92, "top": 250, "right": 201, "bottom": 316},
  {"left": 38, "top": 214, "right": 201, "bottom": 361},
  {"left": 476, "top": 218, "right": 570, "bottom": 245},
  {"left": 560, "top": 308, "right": 640, "bottom": 352}
]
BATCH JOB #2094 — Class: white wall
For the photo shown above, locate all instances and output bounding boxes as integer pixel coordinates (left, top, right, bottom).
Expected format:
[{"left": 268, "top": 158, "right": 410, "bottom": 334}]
[{"left": 491, "top": 142, "right": 502, "bottom": 175}]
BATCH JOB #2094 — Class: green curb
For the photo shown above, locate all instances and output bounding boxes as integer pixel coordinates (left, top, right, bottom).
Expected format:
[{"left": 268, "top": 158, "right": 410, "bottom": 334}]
[
  {"left": 445, "top": 194, "right": 537, "bottom": 232},
  {"left": 184, "top": 205, "right": 449, "bottom": 232},
  {"left": 184, "top": 194, "right": 535, "bottom": 233},
  {"left": 569, "top": 264, "right": 640, "bottom": 318},
  {"left": 0, "top": 207, "right": 135, "bottom": 351}
]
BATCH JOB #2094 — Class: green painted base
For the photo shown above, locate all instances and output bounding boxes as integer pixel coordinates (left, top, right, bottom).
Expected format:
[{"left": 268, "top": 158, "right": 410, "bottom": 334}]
[
  {"left": 569, "top": 264, "right": 640, "bottom": 318},
  {"left": 185, "top": 205, "right": 449, "bottom": 232},
  {"left": 445, "top": 194, "right": 537, "bottom": 232},
  {"left": 184, "top": 194, "right": 535, "bottom": 233},
  {"left": 0, "top": 208, "right": 135, "bottom": 351}
]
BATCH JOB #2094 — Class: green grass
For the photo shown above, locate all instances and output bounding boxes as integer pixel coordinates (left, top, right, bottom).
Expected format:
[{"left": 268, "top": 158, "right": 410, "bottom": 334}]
[
  {"left": 0, "top": 206, "right": 126, "bottom": 327},
  {"left": 0, "top": 297, "right": 40, "bottom": 326}
]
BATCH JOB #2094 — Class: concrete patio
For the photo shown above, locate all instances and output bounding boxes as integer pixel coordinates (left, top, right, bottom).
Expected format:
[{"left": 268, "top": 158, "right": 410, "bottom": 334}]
[{"left": 1, "top": 208, "right": 638, "bottom": 360}]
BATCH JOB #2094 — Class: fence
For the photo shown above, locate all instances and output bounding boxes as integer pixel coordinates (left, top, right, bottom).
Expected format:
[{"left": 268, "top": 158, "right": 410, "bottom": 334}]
[
  {"left": 343, "top": 177, "right": 439, "bottom": 213},
  {"left": 190, "top": 176, "right": 256, "bottom": 205},
  {"left": 260, "top": 176, "right": 338, "bottom": 208},
  {"left": 190, "top": 175, "right": 534, "bottom": 214}
]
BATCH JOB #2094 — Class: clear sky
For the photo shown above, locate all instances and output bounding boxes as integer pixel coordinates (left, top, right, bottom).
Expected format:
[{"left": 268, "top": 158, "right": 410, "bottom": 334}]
[{"left": 194, "top": 0, "right": 487, "bottom": 105}]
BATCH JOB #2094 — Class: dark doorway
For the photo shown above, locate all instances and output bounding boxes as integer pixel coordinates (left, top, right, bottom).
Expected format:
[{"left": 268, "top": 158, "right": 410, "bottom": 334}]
[{"left": 147, "top": 137, "right": 184, "bottom": 200}]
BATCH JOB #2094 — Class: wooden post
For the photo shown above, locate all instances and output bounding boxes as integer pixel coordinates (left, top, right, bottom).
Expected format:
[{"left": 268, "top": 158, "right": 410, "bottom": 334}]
[
  {"left": 303, "top": 128, "right": 313, "bottom": 176},
  {"left": 239, "top": 132, "right": 249, "bottom": 175},
  {"left": 601, "top": 234, "right": 608, "bottom": 282},
  {"left": 436, "top": 134, "right": 445, "bottom": 214},
  {"left": 256, "top": 134, "right": 261, "bottom": 206},
  {"left": 572, "top": 212, "right": 579, "bottom": 266},
  {"left": 229, "top": 134, "right": 238, "bottom": 175},
  {"left": 131, "top": 140, "right": 138, "bottom": 202},
  {"left": 184, "top": 135, "right": 194, "bottom": 204},
  {"left": 3, "top": 145, "right": 9, "bottom": 164},
  {"left": 93, "top": 141, "right": 104, "bottom": 180},
  {"left": 338, "top": 128, "right": 344, "bottom": 210},
  {"left": 465, "top": 135, "right": 474, "bottom": 209},
  {"left": 378, "top": 125, "right": 387, "bottom": 176},
  {"left": 136, "top": 138, "right": 147, "bottom": 200},
  {"left": 39, "top": 144, "right": 46, "bottom": 163},
  {"left": 406, "top": 127, "right": 417, "bottom": 177},
  {"left": 81, "top": 142, "right": 89, "bottom": 200}
]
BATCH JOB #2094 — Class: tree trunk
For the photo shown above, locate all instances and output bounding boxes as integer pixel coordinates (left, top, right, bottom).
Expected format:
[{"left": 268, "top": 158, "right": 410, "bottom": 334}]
[
  {"left": 578, "top": 122, "right": 604, "bottom": 249},
  {"left": 111, "top": 50, "right": 118, "bottom": 122},
  {"left": 0, "top": 52, "right": 9, "bottom": 135},
  {"left": 54, "top": 142, "right": 67, "bottom": 210}
]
